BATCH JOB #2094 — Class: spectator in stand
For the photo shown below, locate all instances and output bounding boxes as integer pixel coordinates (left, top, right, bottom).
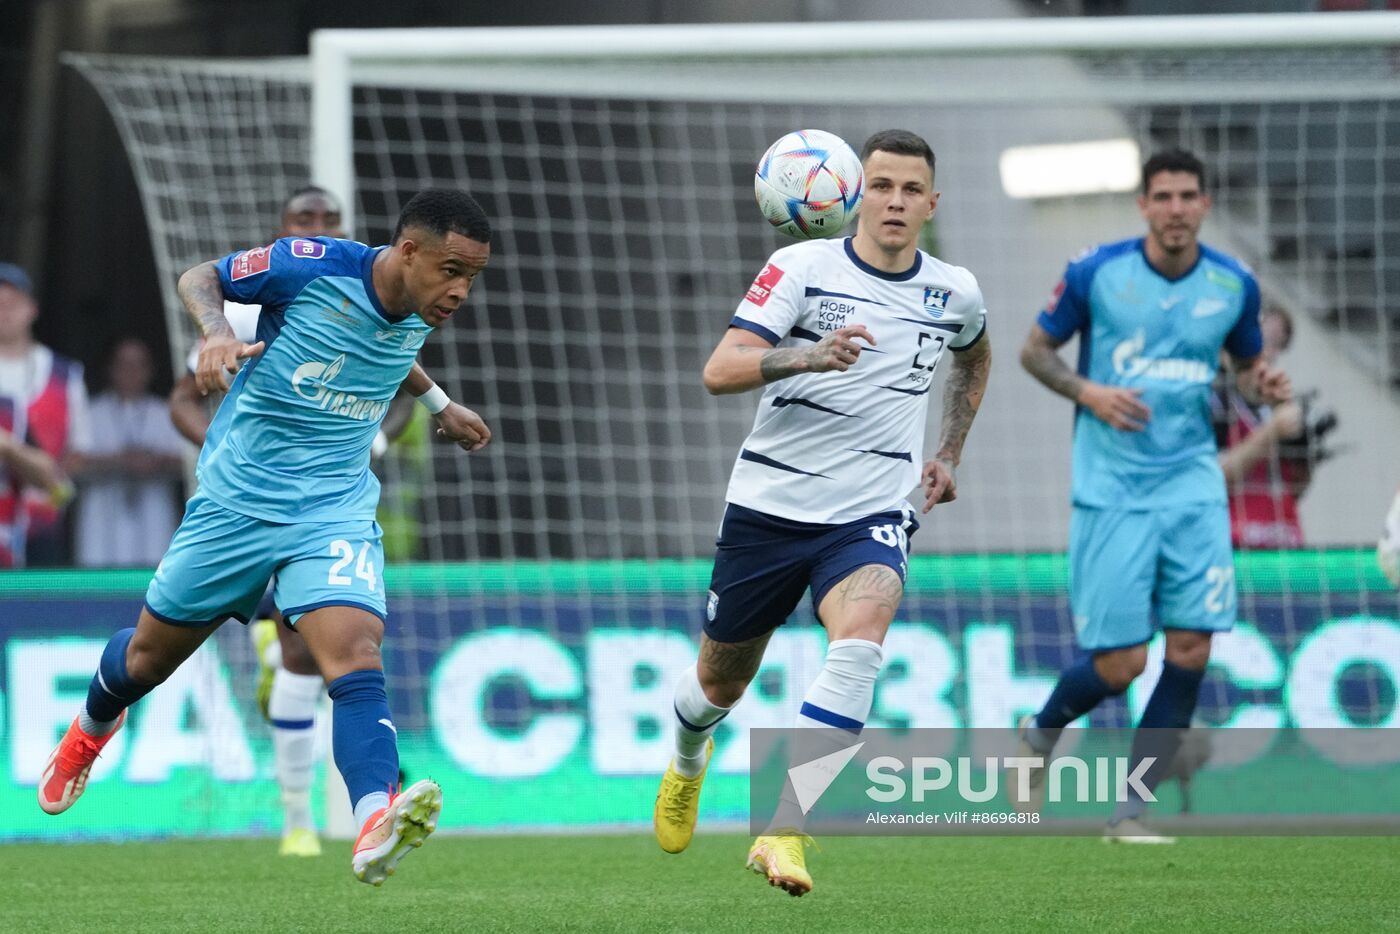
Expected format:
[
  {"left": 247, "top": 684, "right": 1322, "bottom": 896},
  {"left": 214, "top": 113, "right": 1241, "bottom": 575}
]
[
  {"left": 1213, "top": 304, "right": 1328, "bottom": 549},
  {"left": 70, "top": 337, "right": 185, "bottom": 567},
  {"left": 0, "top": 262, "right": 87, "bottom": 567}
]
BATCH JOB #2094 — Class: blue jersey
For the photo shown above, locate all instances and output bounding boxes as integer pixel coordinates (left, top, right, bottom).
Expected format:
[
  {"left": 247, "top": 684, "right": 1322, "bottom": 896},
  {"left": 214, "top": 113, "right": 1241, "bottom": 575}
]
[
  {"left": 1037, "top": 238, "right": 1262, "bottom": 509},
  {"left": 197, "top": 236, "right": 430, "bottom": 523}
]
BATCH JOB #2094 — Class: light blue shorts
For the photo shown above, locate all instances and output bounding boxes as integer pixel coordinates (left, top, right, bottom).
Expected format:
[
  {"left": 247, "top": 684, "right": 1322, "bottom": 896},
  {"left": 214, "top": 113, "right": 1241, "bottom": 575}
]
[
  {"left": 1069, "top": 502, "right": 1235, "bottom": 651},
  {"left": 145, "top": 494, "right": 386, "bottom": 627}
]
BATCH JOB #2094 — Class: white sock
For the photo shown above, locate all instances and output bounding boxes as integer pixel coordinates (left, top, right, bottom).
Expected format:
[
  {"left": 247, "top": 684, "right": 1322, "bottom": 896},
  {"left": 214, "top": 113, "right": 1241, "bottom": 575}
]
[
  {"left": 353, "top": 791, "right": 390, "bottom": 830},
  {"left": 261, "top": 637, "right": 283, "bottom": 671},
  {"left": 671, "top": 665, "right": 732, "bottom": 779},
  {"left": 269, "top": 668, "right": 322, "bottom": 833},
  {"left": 78, "top": 704, "right": 121, "bottom": 737},
  {"left": 797, "top": 639, "right": 883, "bottom": 729},
  {"left": 769, "top": 639, "right": 884, "bottom": 832}
]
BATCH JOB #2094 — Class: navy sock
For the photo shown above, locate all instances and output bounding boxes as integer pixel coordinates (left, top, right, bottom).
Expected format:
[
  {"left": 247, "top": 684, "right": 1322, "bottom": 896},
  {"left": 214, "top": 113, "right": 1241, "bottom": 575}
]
[
  {"left": 1113, "top": 660, "right": 1206, "bottom": 822},
  {"left": 1032, "top": 656, "right": 1121, "bottom": 746},
  {"left": 327, "top": 669, "right": 400, "bottom": 816},
  {"left": 83, "top": 628, "right": 156, "bottom": 726}
]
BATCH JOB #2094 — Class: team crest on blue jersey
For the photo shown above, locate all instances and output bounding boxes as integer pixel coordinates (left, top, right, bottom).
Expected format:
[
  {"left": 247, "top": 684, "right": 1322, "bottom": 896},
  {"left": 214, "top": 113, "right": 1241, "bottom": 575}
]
[
  {"left": 706, "top": 589, "right": 719, "bottom": 622},
  {"left": 291, "top": 239, "right": 326, "bottom": 259},
  {"left": 922, "top": 286, "right": 952, "bottom": 318}
]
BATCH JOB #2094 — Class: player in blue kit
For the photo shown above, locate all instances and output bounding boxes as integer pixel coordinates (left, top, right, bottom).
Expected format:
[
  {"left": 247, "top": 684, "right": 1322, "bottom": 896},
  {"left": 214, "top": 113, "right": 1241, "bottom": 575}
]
[
  {"left": 38, "top": 189, "right": 493, "bottom": 885},
  {"left": 652, "top": 130, "right": 993, "bottom": 895},
  {"left": 1015, "top": 150, "right": 1291, "bottom": 841}
]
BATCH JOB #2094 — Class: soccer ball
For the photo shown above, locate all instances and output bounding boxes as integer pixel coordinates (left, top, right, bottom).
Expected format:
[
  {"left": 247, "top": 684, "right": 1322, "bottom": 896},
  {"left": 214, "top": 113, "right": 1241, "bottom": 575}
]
[{"left": 754, "top": 129, "right": 864, "bottom": 240}]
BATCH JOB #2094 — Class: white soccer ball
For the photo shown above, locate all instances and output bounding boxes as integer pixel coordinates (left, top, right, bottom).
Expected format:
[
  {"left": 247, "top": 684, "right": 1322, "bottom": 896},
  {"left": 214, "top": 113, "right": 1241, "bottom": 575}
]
[{"left": 754, "top": 129, "right": 864, "bottom": 240}]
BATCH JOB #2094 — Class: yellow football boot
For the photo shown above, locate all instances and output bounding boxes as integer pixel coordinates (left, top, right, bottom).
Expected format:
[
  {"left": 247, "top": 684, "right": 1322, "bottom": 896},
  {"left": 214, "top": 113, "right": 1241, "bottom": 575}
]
[
  {"left": 747, "top": 832, "right": 815, "bottom": 897},
  {"left": 249, "top": 618, "right": 278, "bottom": 720},
  {"left": 279, "top": 826, "right": 322, "bottom": 857},
  {"left": 653, "top": 737, "right": 714, "bottom": 854}
]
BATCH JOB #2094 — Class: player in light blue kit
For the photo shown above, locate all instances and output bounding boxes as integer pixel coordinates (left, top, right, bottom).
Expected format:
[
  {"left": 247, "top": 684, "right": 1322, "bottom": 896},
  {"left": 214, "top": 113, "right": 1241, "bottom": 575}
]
[
  {"left": 1016, "top": 150, "right": 1290, "bottom": 841},
  {"left": 38, "top": 190, "right": 493, "bottom": 885}
]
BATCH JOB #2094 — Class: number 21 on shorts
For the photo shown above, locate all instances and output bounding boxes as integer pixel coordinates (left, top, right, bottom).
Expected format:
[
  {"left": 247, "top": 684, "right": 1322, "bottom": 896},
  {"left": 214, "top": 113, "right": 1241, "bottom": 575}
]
[
  {"left": 327, "top": 539, "right": 378, "bottom": 592},
  {"left": 1204, "top": 565, "right": 1235, "bottom": 614}
]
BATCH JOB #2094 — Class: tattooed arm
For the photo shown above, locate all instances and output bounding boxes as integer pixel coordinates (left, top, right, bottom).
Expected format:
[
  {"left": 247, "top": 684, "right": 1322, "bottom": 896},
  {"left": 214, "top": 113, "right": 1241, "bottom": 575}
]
[
  {"left": 177, "top": 261, "right": 264, "bottom": 395},
  {"left": 702, "top": 324, "right": 878, "bottom": 395},
  {"left": 922, "top": 334, "right": 992, "bottom": 511},
  {"left": 936, "top": 335, "right": 992, "bottom": 468},
  {"left": 1020, "top": 323, "right": 1150, "bottom": 432}
]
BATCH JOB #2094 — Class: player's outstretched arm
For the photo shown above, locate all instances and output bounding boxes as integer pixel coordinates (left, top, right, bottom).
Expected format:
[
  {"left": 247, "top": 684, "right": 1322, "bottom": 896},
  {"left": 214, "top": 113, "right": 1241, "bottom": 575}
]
[
  {"left": 168, "top": 373, "right": 210, "bottom": 446},
  {"left": 923, "top": 335, "right": 992, "bottom": 512},
  {"left": 1020, "top": 324, "right": 1150, "bottom": 432},
  {"left": 701, "top": 325, "right": 876, "bottom": 395},
  {"left": 432, "top": 403, "right": 492, "bottom": 453},
  {"left": 399, "top": 362, "right": 491, "bottom": 453},
  {"left": 177, "top": 261, "right": 264, "bottom": 395}
]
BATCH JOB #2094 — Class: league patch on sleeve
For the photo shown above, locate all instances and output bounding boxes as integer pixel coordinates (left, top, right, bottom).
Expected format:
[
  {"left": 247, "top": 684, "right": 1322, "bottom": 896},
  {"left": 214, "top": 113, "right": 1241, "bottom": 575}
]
[
  {"left": 230, "top": 245, "right": 273, "bottom": 281},
  {"left": 291, "top": 238, "right": 327, "bottom": 260},
  {"left": 1043, "top": 279, "right": 1066, "bottom": 314},
  {"left": 745, "top": 263, "right": 785, "bottom": 306}
]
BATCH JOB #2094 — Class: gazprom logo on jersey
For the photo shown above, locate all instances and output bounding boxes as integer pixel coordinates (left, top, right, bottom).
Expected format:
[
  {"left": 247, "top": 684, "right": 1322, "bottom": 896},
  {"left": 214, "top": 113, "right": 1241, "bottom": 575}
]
[
  {"left": 1111, "top": 329, "right": 1213, "bottom": 384},
  {"left": 922, "top": 286, "right": 951, "bottom": 318},
  {"left": 290, "top": 353, "right": 389, "bottom": 421}
]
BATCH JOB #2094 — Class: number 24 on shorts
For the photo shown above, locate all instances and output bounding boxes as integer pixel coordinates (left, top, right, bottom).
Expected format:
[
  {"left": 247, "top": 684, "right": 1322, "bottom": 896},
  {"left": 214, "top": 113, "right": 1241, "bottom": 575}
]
[{"left": 327, "top": 539, "right": 378, "bottom": 592}]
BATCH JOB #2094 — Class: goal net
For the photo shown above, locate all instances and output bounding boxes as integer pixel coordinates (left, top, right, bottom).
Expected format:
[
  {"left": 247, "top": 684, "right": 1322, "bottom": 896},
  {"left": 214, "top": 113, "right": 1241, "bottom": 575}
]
[{"left": 49, "top": 13, "right": 1400, "bottom": 838}]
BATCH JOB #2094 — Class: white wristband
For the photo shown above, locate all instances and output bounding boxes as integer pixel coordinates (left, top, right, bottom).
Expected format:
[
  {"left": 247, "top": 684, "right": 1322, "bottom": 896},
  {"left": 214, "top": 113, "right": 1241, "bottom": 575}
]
[{"left": 416, "top": 384, "right": 451, "bottom": 415}]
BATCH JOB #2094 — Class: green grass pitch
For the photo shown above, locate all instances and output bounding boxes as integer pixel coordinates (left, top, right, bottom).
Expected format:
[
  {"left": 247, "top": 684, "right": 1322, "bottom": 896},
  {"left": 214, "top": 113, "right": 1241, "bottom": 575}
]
[{"left": 4, "top": 834, "right": 1397, "bottom": 933}]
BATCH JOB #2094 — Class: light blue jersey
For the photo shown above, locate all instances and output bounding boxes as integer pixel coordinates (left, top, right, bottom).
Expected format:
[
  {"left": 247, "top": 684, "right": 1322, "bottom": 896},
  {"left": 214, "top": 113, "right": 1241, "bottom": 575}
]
[
  {"left": 1038, "top": 238, "right": 1263, "bottom": 510},
  {"left": 200, "top": 236, "right": 430, "bottom": 523}
]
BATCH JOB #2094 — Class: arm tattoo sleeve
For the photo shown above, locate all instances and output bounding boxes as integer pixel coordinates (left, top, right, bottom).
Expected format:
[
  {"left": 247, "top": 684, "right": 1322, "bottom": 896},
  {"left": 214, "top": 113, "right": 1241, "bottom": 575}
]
[
  {"left": 177, "top": 262, "right": 235, "bottom": 339},
  {"left": 1020, "top": 333, "right": 1083, "bottom": 403},
  {"left": 757, "top": 346, "right": 814, "bottom": 384},
  {"left": 937, "top": 340, "right": 991, "bottom": 464}
]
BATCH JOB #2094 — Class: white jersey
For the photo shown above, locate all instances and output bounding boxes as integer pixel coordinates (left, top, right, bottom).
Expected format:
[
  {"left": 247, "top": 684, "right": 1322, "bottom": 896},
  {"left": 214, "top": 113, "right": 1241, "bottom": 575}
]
[
  {"left": 183, "top": 301, "right": 261, "bottom": 374},
  {"left": 723, "top": 237, "right": 986, "bottom": 525}
]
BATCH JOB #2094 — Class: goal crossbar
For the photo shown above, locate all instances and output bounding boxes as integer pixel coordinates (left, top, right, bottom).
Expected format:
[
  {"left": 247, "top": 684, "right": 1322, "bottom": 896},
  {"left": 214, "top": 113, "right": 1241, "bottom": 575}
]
[{"left": 310, "top": 11, "right": 1400, "bottom": 232}]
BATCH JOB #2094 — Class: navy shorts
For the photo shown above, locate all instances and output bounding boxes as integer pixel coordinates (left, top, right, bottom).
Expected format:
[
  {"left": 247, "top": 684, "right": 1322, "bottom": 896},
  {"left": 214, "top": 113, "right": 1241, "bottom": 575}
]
[{"left": 703, "top": 503, "right": 919, "bottom": 644}]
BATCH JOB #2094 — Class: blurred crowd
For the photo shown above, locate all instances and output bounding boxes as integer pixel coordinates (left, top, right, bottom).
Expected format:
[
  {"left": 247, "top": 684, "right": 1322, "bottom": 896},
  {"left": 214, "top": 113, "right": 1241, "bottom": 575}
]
[{"left": 0, "top": 262, "right": 184, "bottom": 568}]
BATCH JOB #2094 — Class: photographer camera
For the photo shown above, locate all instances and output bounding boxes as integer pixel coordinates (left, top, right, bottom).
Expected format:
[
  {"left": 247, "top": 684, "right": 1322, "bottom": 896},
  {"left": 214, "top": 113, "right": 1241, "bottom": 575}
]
[{"left": 1212, "top": 304, "right": 1337, "bottom": 549}]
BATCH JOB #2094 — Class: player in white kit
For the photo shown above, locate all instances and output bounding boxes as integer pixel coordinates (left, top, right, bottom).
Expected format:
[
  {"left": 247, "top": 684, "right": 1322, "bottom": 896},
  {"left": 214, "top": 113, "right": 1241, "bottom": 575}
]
[{"left": 652, "top": 130, "right": 993, "bottom": 896}]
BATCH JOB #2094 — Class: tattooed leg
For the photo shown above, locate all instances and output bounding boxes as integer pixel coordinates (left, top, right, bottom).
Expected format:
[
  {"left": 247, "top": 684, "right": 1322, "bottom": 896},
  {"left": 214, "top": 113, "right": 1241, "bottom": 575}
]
[
  {"left": 697, "top": 631, "right": 773, "bottom": 707},
  {"left": 817, "top": 564, "right": 905, "bottom": 644}
]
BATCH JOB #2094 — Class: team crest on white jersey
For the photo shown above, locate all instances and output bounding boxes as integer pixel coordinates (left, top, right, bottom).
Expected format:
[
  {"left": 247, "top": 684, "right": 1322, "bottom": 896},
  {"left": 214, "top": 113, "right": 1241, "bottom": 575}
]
[{"left": 922, "top": 286, "right": 951, "bottom": 317}]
